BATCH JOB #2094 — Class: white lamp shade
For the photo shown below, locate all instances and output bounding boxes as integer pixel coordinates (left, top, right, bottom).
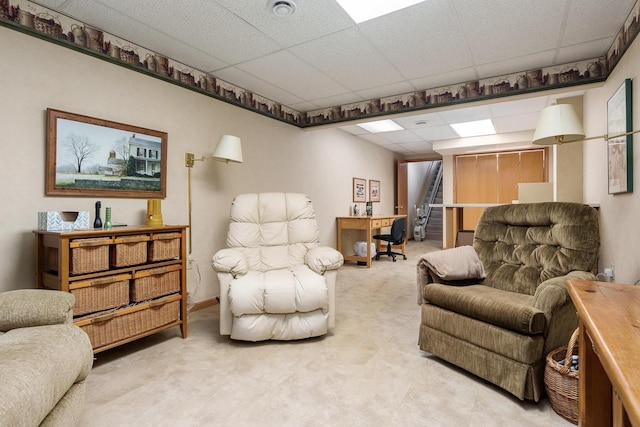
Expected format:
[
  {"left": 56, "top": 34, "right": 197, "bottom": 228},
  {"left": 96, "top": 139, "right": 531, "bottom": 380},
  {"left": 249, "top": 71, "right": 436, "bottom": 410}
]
[
  {"left": 212, "top": 135, "right": 243, "bottom": 163},
  {"left": 532, "top": 104, "right": 585, "bottom": 145}
]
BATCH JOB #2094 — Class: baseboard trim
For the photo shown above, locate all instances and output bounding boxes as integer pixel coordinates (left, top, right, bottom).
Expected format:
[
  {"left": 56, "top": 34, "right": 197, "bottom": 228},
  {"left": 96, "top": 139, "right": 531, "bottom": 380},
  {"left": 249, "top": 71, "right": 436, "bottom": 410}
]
[{"left": 190, "top": 297, "right": 219, "bottom": 312}]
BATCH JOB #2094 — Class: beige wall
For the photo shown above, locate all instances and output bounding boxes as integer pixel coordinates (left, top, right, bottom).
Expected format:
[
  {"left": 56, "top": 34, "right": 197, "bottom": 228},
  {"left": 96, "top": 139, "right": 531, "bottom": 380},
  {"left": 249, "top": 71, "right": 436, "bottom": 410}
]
[
  {"left": 583, "top": 33, "right": 640, "bottom": 284},
  {"left": 0, "top": 27, "right": 396, "bottom": 300},
  {"left": 554, "top": 97, "right": 584, "bottom": 203}
]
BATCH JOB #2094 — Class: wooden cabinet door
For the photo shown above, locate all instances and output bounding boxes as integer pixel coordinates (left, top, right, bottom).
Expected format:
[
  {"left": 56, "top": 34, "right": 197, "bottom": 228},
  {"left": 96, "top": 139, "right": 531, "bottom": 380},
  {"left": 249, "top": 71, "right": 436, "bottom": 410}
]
[
  {"left": 455, "top": 149, "right": 547, "bottom": 231},
  {"left": 455, "top": 155, "right": 477, "bottom": 203},
  {"left": 456, "top": 154, "right": 497, "bottom": 230},
  {"left": 498, "top": 152, "right": 520, "bottom": 203},
  {"left": 520, "top": 150, "right": 545, "bottom": 182}
]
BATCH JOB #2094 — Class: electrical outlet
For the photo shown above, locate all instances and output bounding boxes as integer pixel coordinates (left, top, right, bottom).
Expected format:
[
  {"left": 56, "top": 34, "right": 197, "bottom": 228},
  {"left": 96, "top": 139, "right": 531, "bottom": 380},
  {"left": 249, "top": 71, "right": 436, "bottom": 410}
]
[{"left": 187, "top": 256, "right": 195, "bottom": 270}]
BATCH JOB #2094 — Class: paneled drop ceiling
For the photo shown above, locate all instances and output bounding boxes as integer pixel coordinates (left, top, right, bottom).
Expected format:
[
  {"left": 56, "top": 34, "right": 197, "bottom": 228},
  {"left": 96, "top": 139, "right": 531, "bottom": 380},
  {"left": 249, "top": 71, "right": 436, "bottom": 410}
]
[{"left": 35, "top": 0, "right": 639, "bottom": 155}]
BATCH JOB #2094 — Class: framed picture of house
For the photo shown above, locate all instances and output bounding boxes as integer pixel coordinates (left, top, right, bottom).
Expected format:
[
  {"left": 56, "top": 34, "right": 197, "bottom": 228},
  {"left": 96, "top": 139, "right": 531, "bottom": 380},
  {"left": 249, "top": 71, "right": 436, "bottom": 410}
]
[
  {"left": 353, "top": 177, "right": 366, "bottom": 202},
  {"left": 46, "top": 109, "right": 167, "bottom": 198},
  {"left": 369, "top": 179, "right": 380, "bottom": 202},
  {"left": 606, "top": 79, "right": 633, "bottom": 194}
]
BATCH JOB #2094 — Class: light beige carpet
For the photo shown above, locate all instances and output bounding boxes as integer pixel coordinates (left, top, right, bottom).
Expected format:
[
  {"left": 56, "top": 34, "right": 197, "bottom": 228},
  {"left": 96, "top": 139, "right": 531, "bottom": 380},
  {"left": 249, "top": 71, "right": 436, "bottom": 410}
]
[{"left": 80, "top": 240, "right": 572, "bottom": 426}]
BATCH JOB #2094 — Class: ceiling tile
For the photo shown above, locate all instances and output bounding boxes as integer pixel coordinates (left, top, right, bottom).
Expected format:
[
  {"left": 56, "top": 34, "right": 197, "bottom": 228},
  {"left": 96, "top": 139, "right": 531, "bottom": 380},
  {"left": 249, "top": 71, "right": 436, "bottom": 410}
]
[
  {"left": 556, "top": 39, "right": 614, "bottom": 65},
  {"left": 438, "top": 105, "right": 492, "bottom": 124},
  {"left": 307, "top": 93, "right": 365, "bottom": 109},
  {"left": 397, "top": 141, "right": 435, "bottom": 154},
  {"left": 562, "top": 0, "right": 637, "bottom": 45},
  {"left": 289, "top": 101, "right": 321, "bottom": 111},
  {"left": 53, "top": 0, "right": 230, "bottom": 71},
  {"left": 213, "top": 0, "right": 354, "bottom": 47},
  {"left": 410, "top": 124, "right": 460, "bottom": 141},
  {"left": 493, "top": 112, "right": 540, "bottom": 133},
  {"left": 381, "top": 144, "right": 414, "bottom": 154},
  {"left": 355, "top": 81, "right": 417, "bottom": 100},
  {"left": 93, "top": 0, "right": 281, "bottom": 64},
  {"left": 454, "top": 0, "right": 568, "bottom": 65},
  {"left": 339, "top": 125, "right": 369, "bottom": 136},
  {"left": 475, "top": 51, "right": 557, "bottom": 81},
  {"left": 358, "top": 133, "right": 390, "bottom": 145},
  {"left": 373, "top": 130, "right": 423, "bottom": 144},
  {"left": 358, "top": 0, "right": 474, "bottom": 80},
  {"left": 489, "top": 97, "right": 550, "bottom": 117},
  {"left": 394, "top": 112, "right": 448, "bottom": 129},
  {"left": 214, "top": 67, "right": 304, "bottom": 105},
  {"left": 289, "top": 27, "right": 405, "bottom": 91},
  {"left": 33, "top": 0, "right": 67, "bottom": 8},
  {"left": 409, "top": 68, "right": 478, "bottom": 93},
  {"left": 238, "top": 50, "right": 349, "bottom": 101}
]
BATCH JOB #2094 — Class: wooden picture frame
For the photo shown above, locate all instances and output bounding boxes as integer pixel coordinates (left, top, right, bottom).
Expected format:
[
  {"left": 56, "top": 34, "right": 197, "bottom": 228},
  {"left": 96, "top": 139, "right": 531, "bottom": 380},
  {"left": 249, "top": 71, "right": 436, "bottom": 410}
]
[
  {"left": 607, "top": 79, "right": 633, "bottom": 194},
  {"left": 353, "top": 177, "right": 366, "bottom": 202},
  {"left": 369, "top": 180, "right": 380, "bottom": 202},
  {"left": 46, "top": 109, "right": 167, "bottom": 198}
]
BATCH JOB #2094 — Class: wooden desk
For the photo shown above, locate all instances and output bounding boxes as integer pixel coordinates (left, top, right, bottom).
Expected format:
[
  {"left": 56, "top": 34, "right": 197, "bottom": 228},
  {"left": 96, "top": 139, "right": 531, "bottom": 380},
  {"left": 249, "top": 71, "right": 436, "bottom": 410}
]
[
  {"left": 566, "top": 280, "right": 640, "bottom": 427},
  {"left": 336, "top": 215, "right": 406, "bottom": 268}
]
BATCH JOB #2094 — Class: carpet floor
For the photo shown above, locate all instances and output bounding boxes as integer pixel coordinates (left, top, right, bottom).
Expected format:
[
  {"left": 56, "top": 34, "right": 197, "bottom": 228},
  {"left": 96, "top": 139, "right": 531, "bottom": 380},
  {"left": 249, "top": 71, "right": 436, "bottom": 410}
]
[{"left": 80, "top": 239, "right": 572, "bottom": 426}]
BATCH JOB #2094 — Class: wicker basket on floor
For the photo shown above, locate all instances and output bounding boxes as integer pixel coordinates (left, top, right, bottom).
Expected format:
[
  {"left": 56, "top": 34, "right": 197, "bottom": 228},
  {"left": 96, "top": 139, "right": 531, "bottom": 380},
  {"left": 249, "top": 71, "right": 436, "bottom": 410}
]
[{"left": 544, "top": 328, "right": 579, "bottom": 424}]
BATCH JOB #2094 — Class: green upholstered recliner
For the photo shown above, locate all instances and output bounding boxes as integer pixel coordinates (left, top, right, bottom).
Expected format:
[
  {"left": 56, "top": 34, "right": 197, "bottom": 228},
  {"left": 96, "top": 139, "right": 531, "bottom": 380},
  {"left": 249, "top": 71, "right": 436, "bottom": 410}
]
[{"left": 417, "top": 202, "right": 599, "bottom": 401}]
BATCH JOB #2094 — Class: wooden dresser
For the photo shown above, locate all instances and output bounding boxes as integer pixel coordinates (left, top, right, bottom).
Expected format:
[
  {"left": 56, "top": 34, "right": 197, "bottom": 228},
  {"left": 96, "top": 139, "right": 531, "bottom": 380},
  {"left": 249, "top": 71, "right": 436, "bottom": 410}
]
[
  {"left": 34, "top": 225, "right": 188, "bottom": 353},
  {"left": 566, "top": 280, "right": 640, "bottom": 427}
]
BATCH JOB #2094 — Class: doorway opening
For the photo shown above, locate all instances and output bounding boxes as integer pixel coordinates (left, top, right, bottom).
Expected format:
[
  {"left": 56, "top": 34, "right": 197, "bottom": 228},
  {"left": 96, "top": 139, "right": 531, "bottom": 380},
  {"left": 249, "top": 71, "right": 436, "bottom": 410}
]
[{"left": 398, "top": 158, "right": 443, "bottom": 242}]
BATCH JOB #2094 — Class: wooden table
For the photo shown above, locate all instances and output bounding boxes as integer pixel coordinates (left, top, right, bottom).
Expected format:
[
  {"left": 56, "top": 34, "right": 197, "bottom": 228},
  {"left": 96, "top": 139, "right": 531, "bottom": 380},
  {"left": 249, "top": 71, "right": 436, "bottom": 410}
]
[
  {"left": 566, "top": 280, "right": 640, "bottom": 427},
  {"left": 336, "top": 215, "right": 406, "bottom": 268}
]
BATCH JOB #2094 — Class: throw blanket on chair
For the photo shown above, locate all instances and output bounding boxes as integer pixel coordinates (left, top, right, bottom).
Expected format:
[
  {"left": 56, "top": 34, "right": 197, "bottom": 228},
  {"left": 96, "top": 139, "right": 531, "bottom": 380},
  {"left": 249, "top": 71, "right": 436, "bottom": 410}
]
[{"left": 416, "top": 245, "right": 486, "bottom": 304}]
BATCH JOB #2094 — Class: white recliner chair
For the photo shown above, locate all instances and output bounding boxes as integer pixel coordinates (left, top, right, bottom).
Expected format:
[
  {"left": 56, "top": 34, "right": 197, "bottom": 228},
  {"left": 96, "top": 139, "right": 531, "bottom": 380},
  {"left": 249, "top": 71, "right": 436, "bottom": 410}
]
[{"left": 211, "top": 193, "right": 344, "bottom": 341}]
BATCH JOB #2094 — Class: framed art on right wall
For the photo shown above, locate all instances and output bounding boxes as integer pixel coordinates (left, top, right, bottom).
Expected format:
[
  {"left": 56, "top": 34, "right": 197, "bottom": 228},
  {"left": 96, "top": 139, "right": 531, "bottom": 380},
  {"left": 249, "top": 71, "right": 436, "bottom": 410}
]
[{"left": 607, "top": 78, "right": 633, "bottom": 194}]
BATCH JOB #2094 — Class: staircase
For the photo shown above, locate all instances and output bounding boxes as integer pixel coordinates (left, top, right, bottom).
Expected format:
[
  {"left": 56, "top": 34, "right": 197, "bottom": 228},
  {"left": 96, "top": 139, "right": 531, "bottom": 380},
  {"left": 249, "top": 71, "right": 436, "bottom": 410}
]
[
  {"left": 414, "top": 161, "right": 443, "bottom": 242},
  {"left": 425, "top": 182, "right": 443, "bottom": 241}
]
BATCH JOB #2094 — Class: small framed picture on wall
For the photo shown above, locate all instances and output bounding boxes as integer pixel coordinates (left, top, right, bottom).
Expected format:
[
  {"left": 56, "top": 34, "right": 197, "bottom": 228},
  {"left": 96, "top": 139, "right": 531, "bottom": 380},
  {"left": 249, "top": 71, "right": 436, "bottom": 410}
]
[
  {"left": 353, "top": 177, "right": 366, "bottom": 202},
  {"left": 369, "top": 180, "right": 380, "bottom": 202}
]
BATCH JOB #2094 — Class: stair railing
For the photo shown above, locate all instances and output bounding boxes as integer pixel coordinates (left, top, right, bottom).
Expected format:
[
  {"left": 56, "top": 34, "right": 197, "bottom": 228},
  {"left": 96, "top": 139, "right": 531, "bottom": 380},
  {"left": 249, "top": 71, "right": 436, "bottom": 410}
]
[{"left": 424, "top": 161, "right": 443, "bottom": 224}]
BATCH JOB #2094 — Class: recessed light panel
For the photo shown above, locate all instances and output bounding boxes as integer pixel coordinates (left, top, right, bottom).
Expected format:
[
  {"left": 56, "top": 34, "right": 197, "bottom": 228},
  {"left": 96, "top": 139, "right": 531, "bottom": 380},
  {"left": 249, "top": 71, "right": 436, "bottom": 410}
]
[
  {"left": 336, "top": 0, "right": 427, "bottom": 24},
  {"left": 357, "top": 119, "right": 404, "bottom": 133},
  {"left": 450, "top": 119, "right": 496, "bottom": 137}
]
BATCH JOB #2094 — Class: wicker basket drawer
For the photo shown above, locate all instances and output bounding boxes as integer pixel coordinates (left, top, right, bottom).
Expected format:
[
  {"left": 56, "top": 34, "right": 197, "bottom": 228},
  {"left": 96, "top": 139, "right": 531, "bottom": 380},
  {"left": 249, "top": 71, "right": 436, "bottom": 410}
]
[
  {"left": 70, "top": 237, "right": 111, "bottom": 275},
  {"left": 75, "top": 294, "right": 180, "bottom": 350},
  {"left": 149, "top": 232, "right": 181, "bottom": 261},
  {"left": 70, "top": 274, "right": 131, "bottom": 316},
  {"left": 131, "top": 265, "right": 181, "bottom": 302},
  {"left": 111, "top": 235, "right": 149, "bottom": 267}
]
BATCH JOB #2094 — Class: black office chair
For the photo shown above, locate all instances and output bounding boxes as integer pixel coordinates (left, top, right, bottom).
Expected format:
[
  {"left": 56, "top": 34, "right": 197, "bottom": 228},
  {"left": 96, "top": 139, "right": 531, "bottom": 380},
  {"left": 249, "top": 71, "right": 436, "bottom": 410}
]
[{"left": 373, "top": 217, "right": 407, "bottom": 262}]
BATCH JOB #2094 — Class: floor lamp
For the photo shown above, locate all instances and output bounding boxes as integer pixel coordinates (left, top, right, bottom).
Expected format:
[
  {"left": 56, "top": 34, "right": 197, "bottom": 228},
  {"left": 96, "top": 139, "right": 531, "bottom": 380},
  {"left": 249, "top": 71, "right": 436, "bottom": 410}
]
[{"left": 185, "top": 135, "right": 243, "bottom": 254}]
